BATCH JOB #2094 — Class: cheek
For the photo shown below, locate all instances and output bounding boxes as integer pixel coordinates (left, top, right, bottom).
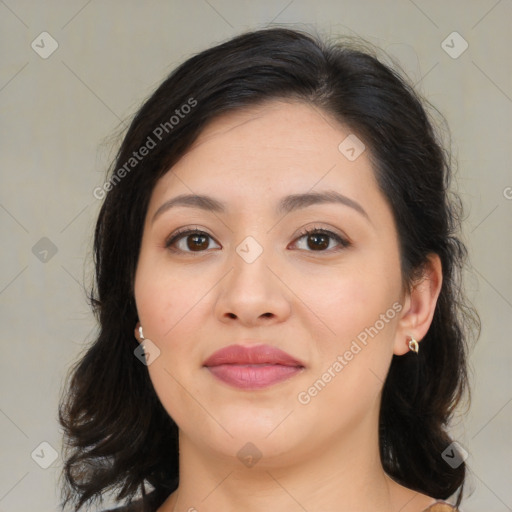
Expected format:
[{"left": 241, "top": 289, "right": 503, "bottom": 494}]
[
  {"left": 134, "top": 249, "right": 202, "bottom": 339},
  {"left": 134, "top": 253, "right": 213, "bottom": 411},
  {"left": 302, "top": 267, "right": 402, "bottom": 408},
  {"left": 134, "top": 261, "right": 202, "bottom": 425},
  {"left": 294, "top": 273, "right": 399, "bottom": 424},
  {"left": 302, "top": 261, "right": 399, "bottom": 340}
]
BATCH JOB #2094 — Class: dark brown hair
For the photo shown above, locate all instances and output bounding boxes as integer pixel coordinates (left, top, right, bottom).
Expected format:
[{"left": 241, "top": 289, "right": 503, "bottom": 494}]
[{"left": 58, "top": 26, "right": 479, "bottom": 511}]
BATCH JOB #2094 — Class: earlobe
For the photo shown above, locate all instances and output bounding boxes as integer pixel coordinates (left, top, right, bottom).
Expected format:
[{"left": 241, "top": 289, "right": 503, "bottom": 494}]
[{"left": 393, "top": 253, "right": 443, "bottom": 356}]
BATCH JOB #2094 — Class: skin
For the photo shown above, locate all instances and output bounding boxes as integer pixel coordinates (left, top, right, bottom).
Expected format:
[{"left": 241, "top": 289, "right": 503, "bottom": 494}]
[{"left": 133, "top": 100, "right": 443, "bottom": 512}]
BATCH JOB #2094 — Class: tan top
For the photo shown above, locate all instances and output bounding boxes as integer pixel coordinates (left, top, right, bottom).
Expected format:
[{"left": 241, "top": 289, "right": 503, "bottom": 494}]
[{"left": 423, "top": 502, "right": 458, "bottom": 512}]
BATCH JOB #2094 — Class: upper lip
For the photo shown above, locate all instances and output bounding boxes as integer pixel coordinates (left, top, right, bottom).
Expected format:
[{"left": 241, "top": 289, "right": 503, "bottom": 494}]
[{"left": 203, "top": 344, "right": 305, "bottom": 367}]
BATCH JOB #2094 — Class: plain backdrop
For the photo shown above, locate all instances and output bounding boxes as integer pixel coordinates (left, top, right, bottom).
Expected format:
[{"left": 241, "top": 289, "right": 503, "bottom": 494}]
[{"left": 0, "top": 1, "right": 511, "bottom": 511}]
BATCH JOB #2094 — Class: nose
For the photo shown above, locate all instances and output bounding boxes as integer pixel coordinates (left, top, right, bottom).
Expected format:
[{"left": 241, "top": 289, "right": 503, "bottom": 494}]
[{"left": 213, "top": 244, "right": 291, "bottom": 327}]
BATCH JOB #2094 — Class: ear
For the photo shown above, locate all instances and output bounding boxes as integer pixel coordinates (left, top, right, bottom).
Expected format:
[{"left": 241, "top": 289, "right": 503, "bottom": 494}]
[
  {"left": 394, "top": 253, "right": 443, "bottom": 355},
  {"left": 134, "top": 321, "right": 143, "bottom": 344}
]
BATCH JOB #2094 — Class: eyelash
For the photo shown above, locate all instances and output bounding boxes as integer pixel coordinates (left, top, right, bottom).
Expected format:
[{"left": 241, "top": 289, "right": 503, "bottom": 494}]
[{"left": 164, "top": 225, "right": 351, "bottom": 255}]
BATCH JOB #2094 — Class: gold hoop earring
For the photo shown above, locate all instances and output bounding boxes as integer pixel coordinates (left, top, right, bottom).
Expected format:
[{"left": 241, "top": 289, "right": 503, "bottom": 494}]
[{"left": 408, "top": 336, "right": 419, "bottom": 353}]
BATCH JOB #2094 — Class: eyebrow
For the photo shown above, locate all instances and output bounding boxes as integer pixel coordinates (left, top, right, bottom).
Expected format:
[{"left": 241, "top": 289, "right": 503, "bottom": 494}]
[{"left": 152, "top": 190, "right": 370, "bottom": 223}]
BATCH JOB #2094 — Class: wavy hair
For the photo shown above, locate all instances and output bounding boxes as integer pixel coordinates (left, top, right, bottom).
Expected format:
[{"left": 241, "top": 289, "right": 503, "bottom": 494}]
[{"left": 58, "top": 26, "right": 479, "bottom": 511}]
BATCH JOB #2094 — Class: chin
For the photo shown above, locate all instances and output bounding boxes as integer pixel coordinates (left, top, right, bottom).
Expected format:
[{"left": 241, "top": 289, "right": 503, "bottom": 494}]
[{"left": 185, "top": 414, "right": 303, "bottom": 457}]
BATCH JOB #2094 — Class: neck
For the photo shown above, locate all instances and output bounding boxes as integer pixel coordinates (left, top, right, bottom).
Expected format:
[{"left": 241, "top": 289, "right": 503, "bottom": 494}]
[{"left": 159, "top": 409, "right": 408, "bottom": 512}]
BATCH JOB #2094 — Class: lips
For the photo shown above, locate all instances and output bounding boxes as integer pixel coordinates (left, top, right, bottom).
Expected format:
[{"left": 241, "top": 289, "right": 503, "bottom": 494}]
[
  {"left": 203, "top": 344, "right": 305, "bottom": 389},
  {"left": 203, "top": 344, "right": 304, "bottom": 367}
]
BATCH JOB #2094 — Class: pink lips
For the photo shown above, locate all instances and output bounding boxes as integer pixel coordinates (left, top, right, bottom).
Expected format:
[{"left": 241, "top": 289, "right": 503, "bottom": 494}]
[{"left": 203, "top": 344, "right": 305, "bottom": 389}]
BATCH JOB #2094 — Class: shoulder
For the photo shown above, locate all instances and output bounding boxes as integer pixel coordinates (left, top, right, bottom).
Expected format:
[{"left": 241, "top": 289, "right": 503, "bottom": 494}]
[{"left": 422, "top": 500, "right": 458, "bottom": 512}]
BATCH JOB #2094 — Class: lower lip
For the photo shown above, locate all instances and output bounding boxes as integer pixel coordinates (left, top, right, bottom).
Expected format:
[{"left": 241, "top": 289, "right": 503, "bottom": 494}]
[{"left": 206, "top": 364, "right": 303, "bottom": 389}]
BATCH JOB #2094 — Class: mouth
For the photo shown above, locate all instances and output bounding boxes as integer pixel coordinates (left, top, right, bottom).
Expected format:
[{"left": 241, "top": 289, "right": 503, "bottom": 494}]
[{"left": 203, "top": 344, "right": 305, "bottom": 390}]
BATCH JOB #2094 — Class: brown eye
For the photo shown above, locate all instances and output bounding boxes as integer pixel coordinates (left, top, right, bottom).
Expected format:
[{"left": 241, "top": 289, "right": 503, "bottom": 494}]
[
  {"left": 305, "top": 232, "right": 330, "bottom": 250},
  {"left": 165, "top": 229, "right": 220, "bottom": 253},
  {"left": 184, "top": 233, "right": 210, "bottom": 251},
  {"left": 293, "top": 228, "right": 350, "bottom": 252},
  {"left": 165, "top": 226, "right": 350, "bottom": 255}
]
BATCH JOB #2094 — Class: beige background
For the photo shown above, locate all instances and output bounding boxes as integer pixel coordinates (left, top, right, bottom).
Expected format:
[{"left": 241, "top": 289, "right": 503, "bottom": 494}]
[{"left": 1, "top": 1, "right": 511, "bottom": 511}]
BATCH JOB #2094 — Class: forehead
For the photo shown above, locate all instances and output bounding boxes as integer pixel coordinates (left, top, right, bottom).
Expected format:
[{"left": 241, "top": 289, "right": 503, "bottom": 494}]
[
  {"left": 187, "top": 99, "right": 348, "bottom": 154},
  {"left": 163, "top": 100, "right": 375, "bottom": 187},
  {"left": 148, "top": 99, "right": 386, "bottom": 223}
]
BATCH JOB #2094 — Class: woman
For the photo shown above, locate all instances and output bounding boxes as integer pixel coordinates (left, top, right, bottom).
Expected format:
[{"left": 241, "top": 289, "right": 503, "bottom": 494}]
[{"left": 58, "top": 27, "right": 478, "bottom": 512}]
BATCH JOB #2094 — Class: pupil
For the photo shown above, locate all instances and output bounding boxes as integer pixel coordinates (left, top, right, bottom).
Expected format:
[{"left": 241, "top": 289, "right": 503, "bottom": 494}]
[
  {"left": 188, "top": 234, "right": 208, "bottom": 251},
  {"left": 309, "top": 233, "right": 328, "bottom": 250}
]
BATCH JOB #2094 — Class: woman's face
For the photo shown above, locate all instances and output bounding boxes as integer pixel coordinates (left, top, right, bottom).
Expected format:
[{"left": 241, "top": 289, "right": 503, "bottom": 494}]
[{"left": 134, "top": 100, "right": 410, "bottom": 466}]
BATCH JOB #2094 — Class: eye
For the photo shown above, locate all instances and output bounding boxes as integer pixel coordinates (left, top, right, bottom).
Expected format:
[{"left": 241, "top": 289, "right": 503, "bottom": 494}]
[
  {"left": 291, "top": 226, "right": 350, "bottom": 252},
  {"left": 165, "top": 227, "right": 220, "bottom": 253},
  {"left": 165, "top": 225, "right": 351, "bottom": 255}
]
